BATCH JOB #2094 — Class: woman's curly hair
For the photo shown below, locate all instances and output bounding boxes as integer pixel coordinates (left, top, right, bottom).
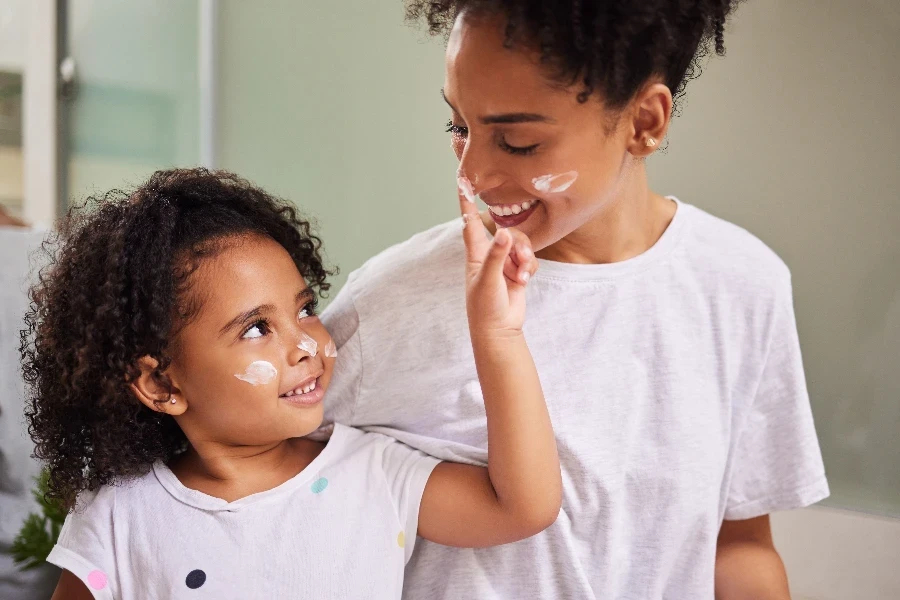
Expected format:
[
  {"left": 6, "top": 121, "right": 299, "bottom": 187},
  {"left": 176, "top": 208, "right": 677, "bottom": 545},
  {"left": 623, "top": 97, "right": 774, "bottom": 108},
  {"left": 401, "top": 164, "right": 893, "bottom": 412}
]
[
  {"left": 20, "top": 168, "right": 333, "bottom": 509},
  {"left": 407, "top": 0, "right": 741, "bottom": 111}
]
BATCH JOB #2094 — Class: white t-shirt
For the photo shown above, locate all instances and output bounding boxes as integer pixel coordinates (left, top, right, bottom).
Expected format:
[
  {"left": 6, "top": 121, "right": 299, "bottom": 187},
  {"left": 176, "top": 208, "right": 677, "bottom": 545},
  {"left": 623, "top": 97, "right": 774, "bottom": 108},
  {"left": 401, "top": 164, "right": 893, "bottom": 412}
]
[
  {"left": 47, "top": 425, "right": 439, "bottom": 599},
  {"left": 321, "top": 199, "right": 830, "bottom": 600}
]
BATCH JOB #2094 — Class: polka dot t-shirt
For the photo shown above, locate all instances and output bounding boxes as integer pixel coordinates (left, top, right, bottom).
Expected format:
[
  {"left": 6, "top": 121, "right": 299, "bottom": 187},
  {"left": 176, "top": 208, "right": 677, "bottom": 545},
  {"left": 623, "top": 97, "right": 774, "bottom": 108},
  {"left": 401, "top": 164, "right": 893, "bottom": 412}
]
[{"left": 46, "top": 425, "right": 439, "bottom": 599}]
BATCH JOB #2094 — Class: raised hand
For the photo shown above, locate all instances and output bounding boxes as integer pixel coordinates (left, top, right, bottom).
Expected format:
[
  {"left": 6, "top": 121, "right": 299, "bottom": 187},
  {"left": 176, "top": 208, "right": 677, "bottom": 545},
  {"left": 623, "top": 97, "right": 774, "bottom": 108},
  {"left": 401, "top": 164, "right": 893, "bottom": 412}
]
[{"left": 458, "top": 187, "right": 539, "bottom": 338}]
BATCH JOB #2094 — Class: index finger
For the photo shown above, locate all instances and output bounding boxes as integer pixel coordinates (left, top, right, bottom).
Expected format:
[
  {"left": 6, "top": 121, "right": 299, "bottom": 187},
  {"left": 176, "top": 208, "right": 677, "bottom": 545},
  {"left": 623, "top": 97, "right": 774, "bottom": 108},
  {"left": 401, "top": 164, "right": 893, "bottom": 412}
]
[{"left": 458, "top": 174, "right": 490, "bottom": 262}]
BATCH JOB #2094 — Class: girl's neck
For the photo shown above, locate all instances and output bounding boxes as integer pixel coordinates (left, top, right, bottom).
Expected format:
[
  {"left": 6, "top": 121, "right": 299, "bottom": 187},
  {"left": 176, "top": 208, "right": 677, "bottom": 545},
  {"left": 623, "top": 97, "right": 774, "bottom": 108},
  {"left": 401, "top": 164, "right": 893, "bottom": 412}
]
[
  {"left": 537, "top": 164, "right": 676, "bottom": 265},
  {"left": 169, "top": 436, "right": 325, "bottom": 503}
]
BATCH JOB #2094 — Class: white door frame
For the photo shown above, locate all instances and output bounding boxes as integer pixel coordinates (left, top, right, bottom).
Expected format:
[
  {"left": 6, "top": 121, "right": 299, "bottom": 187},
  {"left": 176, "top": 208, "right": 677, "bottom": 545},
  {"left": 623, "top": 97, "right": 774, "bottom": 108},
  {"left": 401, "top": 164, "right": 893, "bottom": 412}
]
[{"left": 22, "top": 0, "right": 60, "bottom": 227}]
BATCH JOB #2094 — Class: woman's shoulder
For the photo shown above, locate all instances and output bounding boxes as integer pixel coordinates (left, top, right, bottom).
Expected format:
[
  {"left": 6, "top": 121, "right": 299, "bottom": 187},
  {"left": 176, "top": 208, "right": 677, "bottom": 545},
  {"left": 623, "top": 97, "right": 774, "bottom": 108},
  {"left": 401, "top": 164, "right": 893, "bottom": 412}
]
[
  {"left": 345, "top": 219, "right": 465, "bottom": 297},
  {"left": 679, "top": 202, "right": 793, "bottom": 291}
]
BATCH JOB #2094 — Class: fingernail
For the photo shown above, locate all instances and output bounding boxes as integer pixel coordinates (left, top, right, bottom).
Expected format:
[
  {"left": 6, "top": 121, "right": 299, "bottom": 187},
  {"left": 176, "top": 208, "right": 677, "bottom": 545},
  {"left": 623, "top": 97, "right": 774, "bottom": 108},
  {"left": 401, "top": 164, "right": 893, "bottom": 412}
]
[
  {"left": 519, "top": 244, "right": 533, "bottom": 258},
  {"left": 495, "top": 228, "right": 509, "bottom": 244},
  {"left": 521, "top": 272, "right": 531, "bottom": 284}
]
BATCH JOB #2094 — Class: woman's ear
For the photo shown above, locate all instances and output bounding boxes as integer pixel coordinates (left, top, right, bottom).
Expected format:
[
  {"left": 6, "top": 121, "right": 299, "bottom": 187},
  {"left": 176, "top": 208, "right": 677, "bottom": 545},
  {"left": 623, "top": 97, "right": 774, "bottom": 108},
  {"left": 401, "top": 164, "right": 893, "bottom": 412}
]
[
  {"left": 626, "top": 82, "right": 673, "bottom": 157},
  {"left": 129, "top": 356, "right": 187, "bottom": 416}
]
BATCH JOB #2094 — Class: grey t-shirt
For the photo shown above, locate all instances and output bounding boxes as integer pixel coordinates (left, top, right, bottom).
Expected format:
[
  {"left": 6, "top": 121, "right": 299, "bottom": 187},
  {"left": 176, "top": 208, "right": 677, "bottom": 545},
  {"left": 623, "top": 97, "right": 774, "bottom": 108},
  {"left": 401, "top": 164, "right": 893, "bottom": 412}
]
[{"left": 321, "top": 199, "right": 829, "bottom": 599}]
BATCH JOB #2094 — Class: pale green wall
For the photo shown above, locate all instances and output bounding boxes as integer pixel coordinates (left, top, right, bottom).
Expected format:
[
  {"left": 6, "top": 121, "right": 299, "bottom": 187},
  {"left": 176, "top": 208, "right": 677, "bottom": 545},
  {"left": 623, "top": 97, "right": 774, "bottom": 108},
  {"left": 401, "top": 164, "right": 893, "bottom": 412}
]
[
  {"left": 217, "top": 1, "right": 455, "bottom": 293},
  {"left": 217, "top": 1, "right": 900, "bottom": 515},
  {"left": 66, "top": 0, "right": 200, "bottom": 202}
]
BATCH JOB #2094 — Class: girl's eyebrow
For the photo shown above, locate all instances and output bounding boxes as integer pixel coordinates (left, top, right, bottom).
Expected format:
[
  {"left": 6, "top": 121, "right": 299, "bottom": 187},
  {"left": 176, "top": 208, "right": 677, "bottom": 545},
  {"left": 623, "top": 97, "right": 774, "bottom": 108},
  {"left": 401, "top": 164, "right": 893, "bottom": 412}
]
[
  {"left": 219, "top": 305, "right": 274, "bottom": 336},
  {"left": 218, "top": 290, "right": 315, "bottom": 336}
]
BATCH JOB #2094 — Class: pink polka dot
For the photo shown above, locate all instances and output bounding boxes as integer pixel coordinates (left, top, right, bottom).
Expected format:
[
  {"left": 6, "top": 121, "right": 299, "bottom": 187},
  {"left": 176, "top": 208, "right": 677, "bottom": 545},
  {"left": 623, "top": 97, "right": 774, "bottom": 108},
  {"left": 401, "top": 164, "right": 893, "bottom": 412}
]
[{"left": 87, "top": 570, "right": 108, "bottom": 590}]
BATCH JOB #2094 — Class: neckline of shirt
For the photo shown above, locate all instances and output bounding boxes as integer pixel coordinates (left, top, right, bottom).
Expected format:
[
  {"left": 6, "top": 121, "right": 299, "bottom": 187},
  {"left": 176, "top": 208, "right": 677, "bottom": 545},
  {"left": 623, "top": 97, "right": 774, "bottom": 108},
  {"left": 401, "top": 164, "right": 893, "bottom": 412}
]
[
  {"left": 152, "top": 424, "right": 349, "bottom": 512},
  {"left": 532, "top": 196, "right": 691, "bottom": 283}
]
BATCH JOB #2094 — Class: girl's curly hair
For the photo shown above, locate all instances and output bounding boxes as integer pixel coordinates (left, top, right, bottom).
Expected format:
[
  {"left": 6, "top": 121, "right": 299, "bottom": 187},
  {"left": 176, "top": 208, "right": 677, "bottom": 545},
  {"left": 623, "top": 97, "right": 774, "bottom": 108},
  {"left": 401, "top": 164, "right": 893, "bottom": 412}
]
[
  {"left": 20, "top": 168, "right": 333, "bottom": 509},
  {"left": 407, "top": 0, "right": 741, "bottom": 111}
]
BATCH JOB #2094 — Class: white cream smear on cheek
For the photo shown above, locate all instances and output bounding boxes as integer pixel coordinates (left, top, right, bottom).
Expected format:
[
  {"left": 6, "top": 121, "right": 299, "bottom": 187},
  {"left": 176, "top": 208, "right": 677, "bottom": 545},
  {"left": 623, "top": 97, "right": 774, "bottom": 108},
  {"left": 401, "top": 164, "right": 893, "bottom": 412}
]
[
  {"left": 297, "top": 331, "right": 318, "bottom": 357},
  {"left": 324, "top": 339, "right": 337, "bottom": 358},
  {"left": 234, "top": 360, "right": 278, "bottom": 386},
  {"left": 532, "top": 171, "right": 578, "bottom": 194}
]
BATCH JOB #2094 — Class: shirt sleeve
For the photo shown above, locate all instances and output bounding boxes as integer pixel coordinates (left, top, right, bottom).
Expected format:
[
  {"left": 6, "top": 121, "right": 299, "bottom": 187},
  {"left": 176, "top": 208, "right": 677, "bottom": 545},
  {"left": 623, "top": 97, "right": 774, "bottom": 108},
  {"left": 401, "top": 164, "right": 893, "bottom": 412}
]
[
  {"left": 377, "top": 436, "right": 441, "bottom": 564},
  {"left": 724, "top": 277, "right": 830, "bottom": 521},
  {"left": 46, "top": 488, "right": 117, "bottom": 600},
  {"left": 319, "top": 275, "right": 363, "bottom": 428}
]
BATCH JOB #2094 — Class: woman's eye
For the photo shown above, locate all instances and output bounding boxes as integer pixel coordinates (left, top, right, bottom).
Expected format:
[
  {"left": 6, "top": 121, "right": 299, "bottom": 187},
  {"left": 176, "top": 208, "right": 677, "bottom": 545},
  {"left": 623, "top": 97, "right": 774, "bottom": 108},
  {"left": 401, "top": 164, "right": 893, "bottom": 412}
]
[
  {"left": 241, "top": 321, "right": 269, "bottom": 339},
  {"left": 500, "top": 138, "right": 540, "bottom": 156},
  {"left": 445, "top": 120, "right": 468, "bottom": 138}
]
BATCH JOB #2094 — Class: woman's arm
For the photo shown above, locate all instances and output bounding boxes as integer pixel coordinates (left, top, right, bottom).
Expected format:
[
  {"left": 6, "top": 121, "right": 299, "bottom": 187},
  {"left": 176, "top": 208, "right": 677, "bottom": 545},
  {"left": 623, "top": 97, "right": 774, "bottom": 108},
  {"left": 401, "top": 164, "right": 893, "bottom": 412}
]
[
  {"left": 715, "top": 515, "right": 791, "bottom": 600},
  {"left": 51, "top": 570, "right": 95, "bottom": 600},
  {"left": 417, "top": 192, "right": 562, "bottom": 548}
]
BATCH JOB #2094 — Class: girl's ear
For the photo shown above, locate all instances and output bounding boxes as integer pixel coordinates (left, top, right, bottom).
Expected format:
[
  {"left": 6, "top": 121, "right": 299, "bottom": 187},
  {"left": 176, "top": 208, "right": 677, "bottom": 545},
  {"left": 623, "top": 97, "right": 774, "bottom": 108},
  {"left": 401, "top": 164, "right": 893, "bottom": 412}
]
[{"left": 129, "top": 356, "right": 187, "bottom": 416}]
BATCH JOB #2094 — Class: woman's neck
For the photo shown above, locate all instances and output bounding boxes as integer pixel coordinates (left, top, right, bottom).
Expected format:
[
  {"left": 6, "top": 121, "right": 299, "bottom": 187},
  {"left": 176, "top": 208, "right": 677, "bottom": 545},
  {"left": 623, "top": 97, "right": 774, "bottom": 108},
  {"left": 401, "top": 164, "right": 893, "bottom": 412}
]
[
  {"left": 169, "top": 436, "right": 324, "bottom": 502},
  {"left": 537, "top": 164, "right": 676, "bottom": 265}
]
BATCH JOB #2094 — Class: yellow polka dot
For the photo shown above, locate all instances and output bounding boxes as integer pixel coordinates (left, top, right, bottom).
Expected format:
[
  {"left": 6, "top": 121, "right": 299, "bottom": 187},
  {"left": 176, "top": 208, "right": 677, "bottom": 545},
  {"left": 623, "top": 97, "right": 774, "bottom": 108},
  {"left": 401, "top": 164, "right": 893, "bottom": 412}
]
[{"left": 397, "top": 531, "right": 405, "bottom": 548}]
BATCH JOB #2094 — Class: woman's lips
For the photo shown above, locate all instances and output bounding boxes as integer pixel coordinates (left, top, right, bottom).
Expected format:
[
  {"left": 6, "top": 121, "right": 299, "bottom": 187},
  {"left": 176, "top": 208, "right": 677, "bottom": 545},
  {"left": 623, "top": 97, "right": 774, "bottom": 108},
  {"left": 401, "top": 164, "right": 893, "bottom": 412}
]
[{"left": 487, "top": 200, "right": 540, "bottom": 227}]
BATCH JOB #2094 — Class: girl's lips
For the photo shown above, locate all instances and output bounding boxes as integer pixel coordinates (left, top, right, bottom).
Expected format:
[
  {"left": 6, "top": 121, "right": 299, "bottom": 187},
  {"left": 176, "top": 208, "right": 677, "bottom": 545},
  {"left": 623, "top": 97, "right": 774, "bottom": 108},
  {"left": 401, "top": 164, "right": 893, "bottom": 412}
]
[
  {"left": 487, "top": 200, "right": 540, "bottom": 228},
  {"left": 281, "top": 378, "right": 324, "bottom": 407}
]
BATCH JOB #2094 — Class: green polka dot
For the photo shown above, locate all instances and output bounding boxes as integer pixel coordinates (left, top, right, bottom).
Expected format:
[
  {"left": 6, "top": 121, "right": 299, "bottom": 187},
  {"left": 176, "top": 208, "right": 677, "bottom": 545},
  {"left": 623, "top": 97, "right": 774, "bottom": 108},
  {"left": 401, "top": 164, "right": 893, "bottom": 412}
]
[
  {"left": 310, "top": 477, "right": 328, "bottom": 494},
  {"left": 397, "top": 531, "right": 405, "bottom": 548}
]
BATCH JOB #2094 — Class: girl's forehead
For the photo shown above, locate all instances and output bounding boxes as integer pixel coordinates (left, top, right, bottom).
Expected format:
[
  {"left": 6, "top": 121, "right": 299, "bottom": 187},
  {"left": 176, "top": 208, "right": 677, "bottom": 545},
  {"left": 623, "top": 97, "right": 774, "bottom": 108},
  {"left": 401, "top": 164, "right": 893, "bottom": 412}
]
[{"left": 178, "top": 237, "right": 307, "bottom": 328}]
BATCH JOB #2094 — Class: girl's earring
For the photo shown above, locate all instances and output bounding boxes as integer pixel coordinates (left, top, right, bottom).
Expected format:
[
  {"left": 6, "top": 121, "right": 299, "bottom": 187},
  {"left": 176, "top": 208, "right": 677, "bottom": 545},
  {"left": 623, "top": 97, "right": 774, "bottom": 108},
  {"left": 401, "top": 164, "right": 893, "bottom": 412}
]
[
  {"left": 646, "top": 137, "right": 657, "bottom": 148},
  {"left": 170, "top": 398, "right": 177, "bottom": 404}
]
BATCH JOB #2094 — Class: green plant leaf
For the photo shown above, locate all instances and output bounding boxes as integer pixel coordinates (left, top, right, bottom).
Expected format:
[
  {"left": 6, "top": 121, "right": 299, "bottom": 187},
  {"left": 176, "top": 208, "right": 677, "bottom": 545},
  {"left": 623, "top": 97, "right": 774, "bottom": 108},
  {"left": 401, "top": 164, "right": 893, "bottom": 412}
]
[
  {"left": 13, "top": 469, "right": 67, "bottom": 571},
  {"left": 11, "top": 513, "right": 54, "bottom": 571}
]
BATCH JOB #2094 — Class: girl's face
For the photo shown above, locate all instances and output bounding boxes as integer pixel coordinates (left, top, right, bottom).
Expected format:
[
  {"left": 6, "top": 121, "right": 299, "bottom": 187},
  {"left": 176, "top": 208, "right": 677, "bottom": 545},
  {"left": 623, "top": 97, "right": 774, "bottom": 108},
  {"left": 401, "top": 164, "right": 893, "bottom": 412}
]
[
  {"left": 444, "top": 11, "right": 657, "bottom": 253},
  {"left": 162, "top": 234, "right": 334, "bottom": 447}
]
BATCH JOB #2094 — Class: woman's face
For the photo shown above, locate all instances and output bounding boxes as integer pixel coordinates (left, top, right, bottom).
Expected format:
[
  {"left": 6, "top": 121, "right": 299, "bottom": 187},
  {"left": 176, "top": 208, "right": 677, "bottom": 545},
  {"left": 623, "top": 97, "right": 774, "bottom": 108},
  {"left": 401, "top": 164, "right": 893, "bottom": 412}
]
[{"left": 444, "top": 11, "right": 656, "bottom": 253}]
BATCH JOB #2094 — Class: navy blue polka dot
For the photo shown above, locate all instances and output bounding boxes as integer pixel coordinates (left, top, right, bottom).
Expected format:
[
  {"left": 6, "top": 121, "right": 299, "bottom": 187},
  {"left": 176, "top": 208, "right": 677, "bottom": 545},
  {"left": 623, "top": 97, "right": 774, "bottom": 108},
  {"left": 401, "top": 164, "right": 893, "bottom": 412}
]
[{"left": 185, "top": 570, "right": 206, "bottom": 589}]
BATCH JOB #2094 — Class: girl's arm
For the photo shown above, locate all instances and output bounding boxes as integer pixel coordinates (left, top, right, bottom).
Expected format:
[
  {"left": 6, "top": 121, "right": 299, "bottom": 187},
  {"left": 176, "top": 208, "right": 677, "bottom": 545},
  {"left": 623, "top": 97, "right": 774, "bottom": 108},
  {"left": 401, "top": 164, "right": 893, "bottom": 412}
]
[
  {"left": 51, "top": 570, "right": 95, "bottom": 600},
  {"left": 416, "top": 193, "right": 562, "bottom": 548}
]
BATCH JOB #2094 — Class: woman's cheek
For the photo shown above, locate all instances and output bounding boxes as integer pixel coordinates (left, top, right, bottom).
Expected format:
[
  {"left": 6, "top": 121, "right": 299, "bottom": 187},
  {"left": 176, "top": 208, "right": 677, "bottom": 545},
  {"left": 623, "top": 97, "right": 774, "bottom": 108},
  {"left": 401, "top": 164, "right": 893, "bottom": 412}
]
[{"left": 451, "top": 136, "right": 465, "bottom": 159}]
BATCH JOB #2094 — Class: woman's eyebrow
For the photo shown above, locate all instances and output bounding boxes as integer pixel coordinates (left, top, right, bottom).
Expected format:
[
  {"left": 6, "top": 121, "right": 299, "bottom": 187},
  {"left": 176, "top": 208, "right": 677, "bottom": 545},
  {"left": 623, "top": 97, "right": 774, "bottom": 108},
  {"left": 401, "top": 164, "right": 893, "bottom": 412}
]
[{"left": 441, "top": 88, "right": 555, "bottom": 125}]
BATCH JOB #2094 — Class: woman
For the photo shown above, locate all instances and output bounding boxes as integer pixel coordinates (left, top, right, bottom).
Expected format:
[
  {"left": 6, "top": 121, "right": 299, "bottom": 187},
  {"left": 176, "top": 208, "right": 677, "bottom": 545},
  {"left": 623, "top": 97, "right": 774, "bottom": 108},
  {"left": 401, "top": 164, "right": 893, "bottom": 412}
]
[{"left": 322, "top": 1, "right": 828, "bottom": 598}]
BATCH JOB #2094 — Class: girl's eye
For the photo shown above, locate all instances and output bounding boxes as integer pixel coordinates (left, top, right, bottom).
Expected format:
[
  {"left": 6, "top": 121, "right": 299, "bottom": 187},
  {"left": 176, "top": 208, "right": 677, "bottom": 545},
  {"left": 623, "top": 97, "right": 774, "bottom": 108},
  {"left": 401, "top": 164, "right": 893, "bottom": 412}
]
[
  {"left": 297, "top": 301, "right": 318, "bottom": 321},
  {"left": 242, "top": 320, "right": 270, "bottom": 340}
]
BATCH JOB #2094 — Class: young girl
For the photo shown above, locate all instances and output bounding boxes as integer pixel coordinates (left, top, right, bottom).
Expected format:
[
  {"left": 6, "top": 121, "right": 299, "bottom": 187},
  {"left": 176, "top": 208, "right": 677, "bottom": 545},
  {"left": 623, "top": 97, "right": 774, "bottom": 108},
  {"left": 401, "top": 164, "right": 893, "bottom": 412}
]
[
  {"left": 320, "top": 2, "right": 829, "bottom": 599},
  {"left": 21, "top": 168, "right": 561, "bottom": 599}
]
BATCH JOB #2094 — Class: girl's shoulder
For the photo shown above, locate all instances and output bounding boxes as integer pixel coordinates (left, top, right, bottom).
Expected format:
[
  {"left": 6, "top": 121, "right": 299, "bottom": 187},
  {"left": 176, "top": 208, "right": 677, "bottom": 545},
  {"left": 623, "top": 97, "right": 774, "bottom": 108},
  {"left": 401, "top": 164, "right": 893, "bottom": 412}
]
[
  {"left": 321, "top": 424, "right": 440, "bottom": 491},
  {"left": 69, "top": 466, "right": 163, "bottom": 518}
]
